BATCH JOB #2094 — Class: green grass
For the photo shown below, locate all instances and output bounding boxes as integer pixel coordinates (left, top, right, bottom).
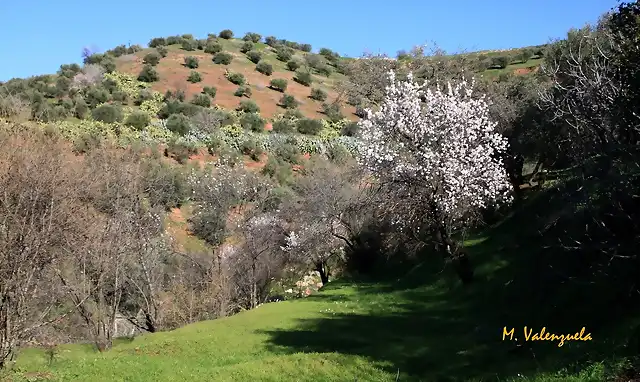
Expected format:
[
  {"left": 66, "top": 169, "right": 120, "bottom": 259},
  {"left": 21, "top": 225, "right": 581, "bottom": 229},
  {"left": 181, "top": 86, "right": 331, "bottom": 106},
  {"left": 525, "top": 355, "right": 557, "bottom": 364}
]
[{"left": 4, "top": 182, "right": 640, "bottom": 381}]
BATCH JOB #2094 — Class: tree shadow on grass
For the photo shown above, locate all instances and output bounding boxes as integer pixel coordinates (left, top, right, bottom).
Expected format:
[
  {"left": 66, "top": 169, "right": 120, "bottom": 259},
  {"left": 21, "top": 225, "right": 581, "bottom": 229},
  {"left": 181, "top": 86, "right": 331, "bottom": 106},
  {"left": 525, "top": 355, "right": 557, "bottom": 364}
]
[{"left": 260, "top": 182, "right": 640, "bottom": 381}]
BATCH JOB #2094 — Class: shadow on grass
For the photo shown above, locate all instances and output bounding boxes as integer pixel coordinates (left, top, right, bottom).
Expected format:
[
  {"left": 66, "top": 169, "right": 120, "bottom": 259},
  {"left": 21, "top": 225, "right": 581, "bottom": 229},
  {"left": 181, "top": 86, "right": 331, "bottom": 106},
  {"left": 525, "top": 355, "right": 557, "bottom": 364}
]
[{"left": 260, "top": 181, "right": 640, "bottom": 381}]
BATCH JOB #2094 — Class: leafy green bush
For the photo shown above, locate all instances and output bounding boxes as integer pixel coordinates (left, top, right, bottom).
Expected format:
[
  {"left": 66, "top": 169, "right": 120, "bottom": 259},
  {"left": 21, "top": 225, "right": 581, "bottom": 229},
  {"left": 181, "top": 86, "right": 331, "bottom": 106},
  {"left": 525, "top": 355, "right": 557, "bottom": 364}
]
[
  {"left": 240, "top": 41, "right": 254, "bottom": 53},
  {"left": 276, "top": 47, "right": 293, "bottom": 62},
  {"left": 165, "top": 139, "right": 197, "bottom": 164},
  {"left": 491, "top": 56, "right": 509, "bottom": 69},
  {"left": 310, "top": 88, "right": 327, "bottom": 101},
  {"left": 246, "top": 50, "right": 262, "bottom": 64},
  {"left": 191, "top": 93, "right": 211, "bottom": 107},
  {"left": 274, "top": 140, "right": 300, "bottom": 164},
  {"left": 517, "top": 48, "right": 532, "bottom": 63},
  {"left": 187, "top": 71, "right": 202, "bottom": 83},
  {"left": 265, "top": 36, "right": 278, "bottom": 47},
  {"left": 141, "top": 158, "right": 189, "bottom": 210},
  {"left": 315, "top": 64, "right": 332, "bottom": 77},
  {"left": 156, "top": 46, "right": 168, "bottom": 58},
  {"left": 166, "top": 35, "right": 182, "bottom": 45},
  {"left": 226, "top": 72, "right": 245, "bottom": 85},
  {"left": 213, "top": 52, "right": 233, "bottom": 65},
  {"left": 335, "top": 60, "right": 350, "bottom": 75},
  {"left": 182, "top": 34, "right": 194, "bottom": 40},
  {"left": 219, "top": 29, "right": 234, "bottom": 39},
  {"left": 125, "top": 110, "right": 151, "bottom": 130},
  {"left": 243, "top": 32, "right": 262, "bottom": 43},
  {"left": 205, "top": 42, "right": 223, "bottom": 54},
  {"left": 91, "top": 104, "right": 123, "bottom": 123},
  {"left": 241, "top": 136, "right": 264, "bottom": 160},
  {"left": 341, "top": 121, "right": 359, "bottom": 137},
  {"left": 148, "top": 37, "right": 167, "bottom": 48},
  {"left": 181, "top": 39, "right": 198, "bottom": 51},
  {"left": 240, "top": 112, "right": 265, "bottom": 132},
  {"left": 111, "top": 90, "right": 128, "bottom": 103},
  {"left": 202, "top": 86, "right": 217, "bottom": 98},
  {"left": 101, "top": 57, "right": 116, "bottom": 73},
  {"left": 269, "top": 78, "right": 288, "bottom": 92},
  {"left": 138, "top": 65, "right": 159, "bottom": 82},
  {"left": 256, "top": 61, "right": 273, "bottom": 76},
  {"left": 234, "top": 86, "right": 251, "bottom": 97},
  {"left": 143, "top": 52, "right": 161, "bottom": 66},
  {"left": 184, "top": 56, "right": 199, "bottom": 69},
  {"left": 196, "top": 39, "right": 207, "bottom": 50},
  {"left": 300, "top": 43, "right": 312, "bottom": 52},
  {"left": 286, "top": 60, "right": 300, "bottom": 71},
  {"left": 166, "top": 113, "right": 191, "bottom": 135},
  {"left": 297, "top": 118, "right": 323, "bottom": 135},
  {"left": 74, "top": 97, "right": 89, "bottom": 119},
  {"left": 237, "top": 100, "right": 260, "bottom": 113},
  {"left": 283, "top": 108, "right": 304, "bottom": 120},
  {"left": 279, "top": 94, "right": 298, "bottom": 109},
  {"left": 322, "top": 102, "right": 344, "bottom": 122},
  {"left": 272, "top": 118, "right": 296, "bottom": 133},
  {"left": 327, "top": 143, "right": 351, "bottom": 164},
  {"left": 294, "top": 71, "right": 312, "bottom": 86}
]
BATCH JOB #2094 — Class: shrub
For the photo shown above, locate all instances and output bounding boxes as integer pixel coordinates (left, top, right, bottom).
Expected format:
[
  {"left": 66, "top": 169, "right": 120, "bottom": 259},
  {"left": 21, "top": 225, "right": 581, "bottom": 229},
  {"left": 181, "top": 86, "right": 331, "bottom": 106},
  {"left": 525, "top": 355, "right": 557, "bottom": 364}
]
[
  {"left": 91, "top": 104, "right": 123, "bottom": 123},
  {"left": 341, "top": 121, "right": 359, "bottom": 137},
  {"left": 204, "top": 42, "right": 223, "bottom": 54},
  {"left": 234, "top": 86, "right": 251, "bottom": 97},
  {"left": 182, "top": 34, "right": 194, "bottom": 40},
  {"left": 101, "top": 57, "right": 116, "bottom": 73},
  {"left": 240, "top": 41, "right": 254, "bottom": 53},
  {"left": 297, "top": 118, "right": 323, "bottom": 135},
  {"left": 310, "top": 88, "right": 327, "bottom": 101},
  {"left": 279, "top": 94, "right": 298, "bottom": 109},
  {"left": 243, "top": 32, "right": 262, "bottom": 43},
  {"left": 85, "top": 86, "right": 111, "bottom": 107},
  {"left": 322, "top": 102, "right": 344, "bottom": 122},
  {"left": 191, "top": 93, "right": 211, "bottom": 107},
  {"left": 276, "top": 47, "right": 293, "bottom": 62},
  {"left": 294, "top": 71, "right": 312, "bottom": 86},
  {"left": 166, "top": 139, "right": 197, "bottom": 164},
  {"left": 327, "top": 143, "right": 351, "bottom": 164},
  {"left": 255, "top": 61, "right": 273, "bottom": 75},
  {"left": 283, "top": 108, "right": 304, "bottom": 120},
  {"left": 181, "top": 39, "right": 197, "bottom": 51},
  {"left": 491, "top": 56, "right": 509, "bottom": 69},
  {"left": 275, "top": 141, "right": 300, "bottom": 164},
  {"left": 518, "top": 48, "right": 532, "bottom": 63},
  {"left": 141, "top": 159, "right": 189, "bottom": 209},
  {"left": 187, "top": 71, "right": 202, "bottom": 83},
  {"left": 315, "top": 64, "right": 332, "bottom": 77},
  {"left": 300, "top": 43, "right": 312, "bottom": 52},
  {"left": 286, "top": 60, "right": 300, "bottom": 71},
  {"left": 246, "top": 50, "right": 262, "bottom": 64},
  {"left": 272, "top": 118, "right": 296, "bottom": 133},
  {"left": 335, "top": 60, "right": 350, "bottom": 75},
  {"left": 226, "top": 72, "right": 245, "bottom": 85},
  {"left": 143, "top": 52, "right": 161, "bottom": 66},
  {"left": 237, "top": 100, "right": 260, "bottom": 113},
  {"left": 265, "top": 36, "right": 278, "bottom": 47},
  {"left": 184, "top": 56, "right": 199, "bottom": 68},
  {"left": 148, "top": 37, "right": 167, "bottom": 48},
  {"left": 202, "top": 86, "right": 217, "bottom": 98},
  {"left": 219, "top": 29, "right": 234, "bottom": 39},
  {"left": 213, "top": 52, "right": 233, "bottom": 65},
  {"left": 269, "top": 78, "right": 288, "bottom": 92},
  {"left": 74, "top": 97, "right": 89, "bottom": 119},
  {"left": 156, "top": 46, "right": 168, "bottom": 58},
  {"left": 138, "top": 65, "right": 159, "bottom": 82},
  {"left": 166, "top": 35, "right": 182, "bottom": 45},
  {"left": 196, "top": 39, "right": 207, "bottom": 50},
  {"left": 125, "top": 110, "right": 151, "bottom": 130},
  {"left": 241, "top": 136, "right": 264, "bottom": 160},
  {"left": 166, "top": 113, "right": 191, "bottom": 135},
  {"left": 111, "top": 90, "right": 128, "bottom": 103},
  {"left": 240, "top": 112, "right": 265, "bottom": 132}
]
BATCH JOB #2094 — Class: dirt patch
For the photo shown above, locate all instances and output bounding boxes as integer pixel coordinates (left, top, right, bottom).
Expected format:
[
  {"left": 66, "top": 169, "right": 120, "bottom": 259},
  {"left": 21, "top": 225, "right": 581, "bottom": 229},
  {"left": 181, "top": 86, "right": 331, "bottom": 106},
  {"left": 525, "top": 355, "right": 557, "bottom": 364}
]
[
  {"left": 243, "top": 153, "right": 268, "bottom": 171},
  {"left": 513, "top": 66, "right": 539, "bottom": 75}
]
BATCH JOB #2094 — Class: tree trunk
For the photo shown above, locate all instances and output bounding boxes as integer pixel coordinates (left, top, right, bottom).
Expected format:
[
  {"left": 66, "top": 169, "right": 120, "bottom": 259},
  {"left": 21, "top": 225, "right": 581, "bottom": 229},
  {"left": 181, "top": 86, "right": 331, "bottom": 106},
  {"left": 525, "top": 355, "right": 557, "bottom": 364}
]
[
  {"left": 315, "top": 261, "right": 329, "bottom": 286},
  {"left": 250, "top": 261, "right": 257, "bottom": 309},
  {"left": 434, "top": 221, "right": 474, "bottom": 285}
]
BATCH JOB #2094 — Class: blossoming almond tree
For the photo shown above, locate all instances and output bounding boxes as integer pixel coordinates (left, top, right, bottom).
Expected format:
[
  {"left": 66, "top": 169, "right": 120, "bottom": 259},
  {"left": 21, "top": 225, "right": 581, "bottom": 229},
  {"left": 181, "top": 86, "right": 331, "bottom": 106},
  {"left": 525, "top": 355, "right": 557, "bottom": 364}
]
[{"left": 357, "top": 71, "right": 512, "bottom": 284}]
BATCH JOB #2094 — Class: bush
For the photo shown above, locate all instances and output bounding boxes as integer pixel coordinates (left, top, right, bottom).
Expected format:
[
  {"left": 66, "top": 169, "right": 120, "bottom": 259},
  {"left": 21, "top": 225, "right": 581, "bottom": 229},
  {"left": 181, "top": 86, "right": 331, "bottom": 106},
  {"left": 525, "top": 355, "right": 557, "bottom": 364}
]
[
  {"left": 341, "top": 121, "right": 359, "bottom": 137},
  {"left": 101, "top": 57, "right": 116, "bottom": 73},
  {"left": 141, "top": 159, "right": 189, "bottom": 209},
  {"left": 237, "top": 100, "right": 260, "bottom": 113},
  {"left": 184, "top": 56, "right": 199, "bottom": 68},
  {"left": 272, "top": 118, "right": 296, "bottom": 133},
  {"left": 166, "top": 139, "right": 198, "bottom": 164},
  {"left": 327, "top": 143, "right": 351, "bottom": 164},
  {"left": 219, "top": 29, "right": 234, "bottom": 39},
  {"left": 243, "top": 32, "right": 262, "bottom": 43},
  {"left": 234, "top": 86, "right": 251, "bottom": 97},
  {"left": 269, "top": 78, "right": 288, "bottom": 92},
  {"left": 246, "top": 50, "right": 262, "bottom": 64},
  {"left": 213, "top": 52, "right": 233, "bottom": 65},
  {"left": 226, "top": 72, "right": 245, "bottom": 85},
  {"left": 241, "top": 136, "right": 264, "bottom": 160},
  {"left": 196, "top": 39, "right": 207, "bottom": 50},
  {"left": 148, "top": 37, "right": 167, "bottom": 48},
  {"left": 138, "top": 65, "right": 159, "bottom": 82},
  {"left": 283, "top": 108, "right": 304, "bottom": 120},
  {"left": 310, "top": 88, "right": 327, "bottom": 101},
  {"left": 240, "top": 41, "right": 254, "bottom": 53},
  {"left": 322, "top": 102, "right": 344, "bottom": 122},
  {"left": 297, "top": 118, "right": 323, "bottom": 135},
  {"left": 279, "top": 94, "right": 298, "bottom": 109},
  {"left": 256, "top": 61, "right": 273, "bottom": 75},
  {"left": 181, "top": 39, "right": 198, "bottom": 51},
  {"left": 156, "top": 46, "right": 168, "bottom": 58},
  {"left": 182, "top": 34, "right": 194, "bottom": 40},
  {"left": 91, "top": 104, "right": 123, "bottom": 123},
  {"left": 202, "top": 86, "right": 217, "bottom": 98},
  {"left": 518, "top": 48, "right": 532, "bottom": 63},
  {"left": 74, "top": 97, "right": 89, "bottom": 119},
  {"left": 315, "top": 64, "right": 332, "bottom": 77},
  {"left": 111, "top": 90, "right": 128, "bottom": 103},
  {"left": 286, "top": 60, "right": 300, "bottom": 71},
  {"left": 300, "top": 43, "right": 312, "bottom": 52},
  {"left": 265, "top": 36, "right": 278, "bottom": 47},
  {"left": 166, "top": 35, "right": 182, "bottom": 45},
  {"left": 191, "top": 93, "right": 211, "bottom": 107},
  {"left": 204, "top": 42, "right": 223, "bottom": 54},
  {"left": 294, "top": 71, "right": 312, "bottom": 86},
  {"left": 275, "top": 141, "right": 300, "bottom": 164},
  {"left": 240, "top": 112, "right": 265, "bottom": 132},
  {"left": 276, "top": 47, "right": 293, "bottom": 62},
  {"left": 143, "top": 52, "right": 161, "bottom": 66},
  {"left": 491, "top": 56, "right": 509, "bottom": 69},
  {"left": 125, "top": 110, "right": 151, "bottom": 130},
  {"left": 187, "top": 71, "right": 202, "bottom": 83},
  {"left": 166, "top": 113, "right": 191, "bottom": 135}
]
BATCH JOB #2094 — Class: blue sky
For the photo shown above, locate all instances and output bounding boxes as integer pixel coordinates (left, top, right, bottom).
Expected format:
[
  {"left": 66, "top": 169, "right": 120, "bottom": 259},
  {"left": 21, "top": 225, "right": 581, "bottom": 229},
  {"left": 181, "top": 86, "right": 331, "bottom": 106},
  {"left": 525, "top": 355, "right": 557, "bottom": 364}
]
[{"left": 0, "top": 0, "right": 619, "bottom": 81}]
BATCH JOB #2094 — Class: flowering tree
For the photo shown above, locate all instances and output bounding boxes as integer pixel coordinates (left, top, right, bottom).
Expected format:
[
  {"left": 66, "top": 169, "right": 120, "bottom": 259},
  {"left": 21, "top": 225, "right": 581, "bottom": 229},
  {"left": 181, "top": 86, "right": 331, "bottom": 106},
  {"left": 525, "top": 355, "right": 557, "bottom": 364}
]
[{"left": 357, "top": 71, "right": 512, "bottom": 284}]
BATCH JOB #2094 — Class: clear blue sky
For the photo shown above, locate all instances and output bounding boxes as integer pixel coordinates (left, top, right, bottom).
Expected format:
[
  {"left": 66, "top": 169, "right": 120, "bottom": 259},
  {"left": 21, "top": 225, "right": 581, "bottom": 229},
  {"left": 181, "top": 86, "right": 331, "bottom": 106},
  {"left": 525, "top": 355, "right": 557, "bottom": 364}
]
[{"left": 0, "top": 0, "right": 619, "bottom": 81}]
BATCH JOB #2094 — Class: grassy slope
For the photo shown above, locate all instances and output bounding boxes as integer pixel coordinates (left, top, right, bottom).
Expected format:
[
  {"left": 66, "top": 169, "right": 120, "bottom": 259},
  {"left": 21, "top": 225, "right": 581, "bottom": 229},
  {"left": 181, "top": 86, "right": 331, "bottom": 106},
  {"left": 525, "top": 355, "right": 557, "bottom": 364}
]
[{"left": 9, "top": 180, "right": 640, "bottom": 382}]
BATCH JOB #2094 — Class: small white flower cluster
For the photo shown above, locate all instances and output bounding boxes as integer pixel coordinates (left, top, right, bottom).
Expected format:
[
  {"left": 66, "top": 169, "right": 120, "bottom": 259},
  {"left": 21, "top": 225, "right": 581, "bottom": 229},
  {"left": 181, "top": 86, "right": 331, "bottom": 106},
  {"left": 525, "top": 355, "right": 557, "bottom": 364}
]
[
  {"left": 284, "top": 270, "right": 324, "bottom": 298},
  {"left": 357, "top": 71, "right": 513, "bottom": 228}
]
